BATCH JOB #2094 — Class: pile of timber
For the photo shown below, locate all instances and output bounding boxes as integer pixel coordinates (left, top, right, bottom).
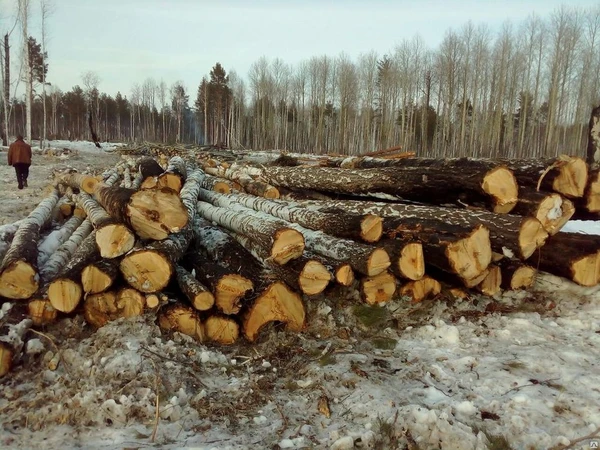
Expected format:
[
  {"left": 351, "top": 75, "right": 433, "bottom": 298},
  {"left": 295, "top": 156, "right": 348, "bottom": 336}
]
[{"left": 1, "top": 148, "right": 599, "bottom": 378}]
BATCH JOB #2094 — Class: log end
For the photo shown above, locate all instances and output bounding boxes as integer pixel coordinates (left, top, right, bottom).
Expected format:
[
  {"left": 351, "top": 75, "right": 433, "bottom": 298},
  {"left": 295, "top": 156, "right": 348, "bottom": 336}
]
[
  {"left": 398, "top": 242, "right": 425, "bottom": 281},
  {"left": 360, "top": 271, "right": 396, "bottom": 305},
  {"left": 586, "top": 171, "right": 600, "bottom": 213},
  {"left": 271, "top": 228, "right": 305, "bottom": 264},
  {"left": 205, "top": 316, "right": 240, "bottom": 345},
  {"left": 263, "top": 186, "right": 280, "bottom": 199},
  {"left": 508, "top": 266, "right": 536, "bottom": 290},
  {"left": 48, "top": 279, "right": 83, "bottom": 313},
  {"left": 120, "top": 250, "right": 172, "bottom": 293},
  {"left": 446, "top": 225, "right": 492, "bottom": 286},
  {"left": 366, "top": 248, "right": 391, "bottom": 276},
  {"left": 215, "top": 274, "right": 253, "bottom": 315},
  {"left": 81, "top": 265, "right": 114, "bottom": 294},
  {"left": 96, "top": 224, "right": 136, "bottom": 259},
  {"left": 127, "top": 188, "right": 189, "bottom": 240},
  {"left": 0, "top": 261, "right": 38, "bottom": 299},
  {"left": 299, "top": 260, "right": 332, "bottom": 296},
  {"left": 483, "top": 167, "right": 518, "bottom": 214},
  {"left": 519, "top": 218, "right": 549, "bottom": 259},
  {"left": 536, "top": 194, "right": 575, "bottom": 236},
  {"left": 82, "top": 176, "right": 100, "bottom": 194},
  {"left": 360, "top": 214, "right": 383, "bottom": 243},
  {"left": 117, "top": 288, "right": 146, "bottom": 318},
  {"left": 28, "top": 299, "right": 58, "bottom": 326},
  {"left": 213, "top": 182, "right": 231, "bottom": 194},
  {"left": 157, "top": 304, "right": 205, "bottom": 342},
  {"left": 158, "top": 173, "right": 183, "bottom": 193},
  {"left": 193, "top": 291, "right": 216, "bottom": 311},
  {"left": 0, "top": 342, "right": 13, "bottom": 378},
  {"left": 477, "top": 265, "right": 502, "bottom": 296},
  {"left": 553, "top": 157, "right": 588, "bottom": 198},
  {"left": 571, "top": 252, "right": 600, "bottom": 287},
  {"left": 401, "top": 276, "right": 442, "bottom": 302},
  {"left": 243, "top": 281, "right": 305, "bottom": 342},
  {"left": 335, "top": 264, "right": 355, "bottom": 286}
]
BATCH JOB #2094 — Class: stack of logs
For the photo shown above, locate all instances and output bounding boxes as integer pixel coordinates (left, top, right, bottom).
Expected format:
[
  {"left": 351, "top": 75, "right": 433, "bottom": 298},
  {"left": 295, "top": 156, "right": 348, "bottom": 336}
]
[{"left": 1, "top": 146, "right": 599, "bottom": 378}]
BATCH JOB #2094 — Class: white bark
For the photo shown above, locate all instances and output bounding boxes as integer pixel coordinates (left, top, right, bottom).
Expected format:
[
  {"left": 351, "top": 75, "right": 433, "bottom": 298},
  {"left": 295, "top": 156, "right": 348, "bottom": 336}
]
[
  {"left": 37, "top": 214, "right": 85, "bottom": 267},
  {"left": 40, "top": 221, "right": 93, "bottom": 282}
]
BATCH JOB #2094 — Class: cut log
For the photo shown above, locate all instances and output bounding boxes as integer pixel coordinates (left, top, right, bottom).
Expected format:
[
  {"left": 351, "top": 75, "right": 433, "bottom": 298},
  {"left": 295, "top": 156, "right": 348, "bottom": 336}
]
[
  {"left": 0, "top": 303, "right": 32, "bottom": 377},
  {"left": 0, "top": 221, "right": 23, "bottom": 264},
  {"left": 400, "top": 276, "right": 442, "bottom": 302},
  {"left": 498, "top": 260, "right": 536, "bottom": 290},
  {"left": 157, "top": 303, "right": 204, "bottom": 342},
  {"left": 378, "top": 239, "right": 425, "bottom": 281},
  {"left": 37, "top": 214, "right": 86, "bottom": 268},
  {"left": 200, "top": 189, "right": 383, "bottom": 243},
  {"left": 47, "top": 231, "right": 99, "bottom": 313},
  {"left": 260, "top": 164, "right": 518, "bottom": 213},
  {"left": 196, "top": 201, "right": 304, "bottom": 264},
  {"left": 572, "top": 169, "right": 600, "bottom": 219},
  {"left": 94, "top": 184, "right": 188, "bottom": 240},
  {"left": 0, "top": 189, "right": 60, "bottom": 299},
  {"left": 508, "top": 156, "right": 588, "bottom": 198},
  {"left": 175, "top": 265, "right": 215, "bottom": 311},
  {"left": 302, "top": 199, "right": 545, "bottom": 261},
  {"left": 277, "top": 186, "right": 333, "bottom": 201},
  {"left": 191, "top": 218, "right": 262, "bottom": 313},
  {"left": 233, "top": 232, "right": 332, "bottom": 296},
  {"left": 531, "top": 232, "right": 600, "bottom": 286},
  {"left": 511, "top": 189, "right": 575, "bottom": 235},
  {"left": 199, "top": 174, "right": 238, "bottom": 194},
  {"left": 360, "top": 271, "right": 397, "bottom": 305},
  {"left": 81, "top": 258, "right": 119, "bottom": 294},
  {"left": 477, "top": 265, "right": 502, "bottom": 296},
  {"left": 40, "top": 220, "right": 94, "bottom": 284},
  {"left": 28, "top": 298, "right": 57, "bottom": 326},
  {"left": 141, "top": 156, "right": 187, "bottom": 192},
  {"left": 0, "top": 342, "right": 13, "bottom": 377},
  {"left": 83, "top": 288, "right": 145, "bottom": 328},
  {"left": 236, "top": 175, "right": 280, "bottom": 199},
  {"left": 56, "top": 172, "right": 99, "bottom": 194},
  {"left": 74, "top": 192, "right": 135, "bottom": 258},
  {"left": 243, "top": 281, "right": 305, "bottom": 342},
  {"left": 587, "top": 105, "right": 600, "bottom": 166},
  {"left": 120, "top": 227, "right": 192, "bottom": 293},
  {"left": 205, "top": 316, "right": 240, "bottom": 345}
]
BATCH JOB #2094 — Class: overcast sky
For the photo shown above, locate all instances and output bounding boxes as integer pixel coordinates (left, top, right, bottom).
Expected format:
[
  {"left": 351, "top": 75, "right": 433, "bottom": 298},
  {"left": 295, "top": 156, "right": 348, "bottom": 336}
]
[{"left": 2, "top": 0, "right": 598, "bottom": 97}]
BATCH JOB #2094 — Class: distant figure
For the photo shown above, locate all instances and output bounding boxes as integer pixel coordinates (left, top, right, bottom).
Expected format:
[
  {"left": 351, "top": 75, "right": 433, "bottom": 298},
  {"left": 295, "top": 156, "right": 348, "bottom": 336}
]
[{"left": 8, "top": 134, "right": 32, "bottom": 189}]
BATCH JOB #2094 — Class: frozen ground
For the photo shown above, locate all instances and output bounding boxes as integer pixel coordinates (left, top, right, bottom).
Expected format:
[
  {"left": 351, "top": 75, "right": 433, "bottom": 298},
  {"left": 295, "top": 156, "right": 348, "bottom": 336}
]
[{"left": 0, "top": 144, "right": 599, "bottom": 450}]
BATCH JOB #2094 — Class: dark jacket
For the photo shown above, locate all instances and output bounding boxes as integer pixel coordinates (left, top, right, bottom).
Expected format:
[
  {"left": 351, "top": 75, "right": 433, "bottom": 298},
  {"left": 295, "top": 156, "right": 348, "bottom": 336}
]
[{"left": 8, "top": 138, "right": 32, "bottom": 166}]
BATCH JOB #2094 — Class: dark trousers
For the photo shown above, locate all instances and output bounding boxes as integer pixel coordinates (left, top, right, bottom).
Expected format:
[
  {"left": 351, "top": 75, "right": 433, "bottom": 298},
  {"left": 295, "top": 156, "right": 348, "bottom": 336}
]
[{"left": 13, "top": 163, "right": 30, "bottom": 188}]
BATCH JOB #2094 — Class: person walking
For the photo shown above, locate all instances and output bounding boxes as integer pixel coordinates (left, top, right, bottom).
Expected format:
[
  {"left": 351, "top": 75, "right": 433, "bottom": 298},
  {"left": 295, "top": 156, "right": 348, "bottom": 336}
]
[{"left": 7, "top": 134, "right": 32, "bottom": 189}]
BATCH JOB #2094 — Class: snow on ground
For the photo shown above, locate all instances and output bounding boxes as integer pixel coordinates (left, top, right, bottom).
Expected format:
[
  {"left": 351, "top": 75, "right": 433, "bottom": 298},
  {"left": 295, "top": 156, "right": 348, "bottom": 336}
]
[
  {"left": 0, "top": 140, "right": 121, "bottom": 225},
  {"left": 0, "top": 146, "right": 599, "bottom": 449}
]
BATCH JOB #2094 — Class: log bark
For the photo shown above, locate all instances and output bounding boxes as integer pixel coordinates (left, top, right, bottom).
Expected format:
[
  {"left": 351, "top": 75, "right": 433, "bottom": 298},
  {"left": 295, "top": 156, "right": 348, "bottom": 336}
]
[
  {"left": 138, "top": 156, "right": 165, "bottom": 179},
  {"left": 0, "top": 190, "right": 60, "bottom": 299},
  {"left": 205, "top": 315, "right": 240, "bottom": 345},
  {"left": 196, "top": 201, "right": 304, "bottom": 265},
  {"left": 531, "top": 232, "right": 600, "bottom": 286},
  {"left": 300, "top": 199, "right": 546, "bottom": 262},
  {"left": 572, "top": 169, "right": 600, "bottom": 219},
  {"left": 175, "top": 265, "right": 215, "bottom": 311},
  {"left": 141, "top": 156, "right": 187, "bottom": 192},
  {"left": 40, "top": 220, "right": 94, "bottom": 283},
  {"left": 237, "top": 176, "right": 280, "bottom": 199},
  {"left": 47, "top": 230, "right": 99, "bottom": 313},
  {"left": 81, "top": 258, "right": 119, "bottom": 294},
  {"left": 586, "top": 105, "right": 600, "bottom": 166},
  {"left": 359, "top": 271, "right": 397, "bottom": 305},
  {"left": 260, "top": 164, "right": 518, "bottom": 214},
  {"left": 200, "top": 189, "right": 383, "bottom": 243},
  {"left": 157, "top": 303, "right": 204, "bottom": 342},
  {"left": 37, "top": 214, "right": 86, "bottom": 268},
  {"left": 243, "top": 281, "right": 305, "bottom": 342},
  {"left": 498, "top": 259, "right": 536, "bottom": 290},
  {"left": 0, "top": 220, "right": 24, "bottom": 264},
  {"left": 199, "top": 174, "right": 239, "bottom": 194},
  {"left": 511, "top": 188, "right": 574, "bottom": 236}
]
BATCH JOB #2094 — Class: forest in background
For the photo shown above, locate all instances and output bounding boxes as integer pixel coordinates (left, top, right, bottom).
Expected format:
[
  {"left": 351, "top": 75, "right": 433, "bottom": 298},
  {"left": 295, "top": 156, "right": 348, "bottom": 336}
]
[{"left": 1, "top": 3, "right": 599, "bottom": 158}]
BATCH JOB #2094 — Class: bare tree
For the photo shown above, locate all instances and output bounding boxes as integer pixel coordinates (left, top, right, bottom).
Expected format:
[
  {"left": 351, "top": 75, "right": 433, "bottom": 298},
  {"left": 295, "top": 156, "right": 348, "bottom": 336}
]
[
  {"left": 18, "top": 0, "right": 31, "bottom": 142},
  {"left": 39, "top": 0, "right": 52, "bottom": 150}
]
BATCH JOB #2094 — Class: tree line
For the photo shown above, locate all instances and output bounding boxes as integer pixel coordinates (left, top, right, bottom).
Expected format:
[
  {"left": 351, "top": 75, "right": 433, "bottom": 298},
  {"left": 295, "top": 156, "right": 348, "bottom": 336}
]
[{"left": 1, "top": 3, "right": 599, "bottom": 159}]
